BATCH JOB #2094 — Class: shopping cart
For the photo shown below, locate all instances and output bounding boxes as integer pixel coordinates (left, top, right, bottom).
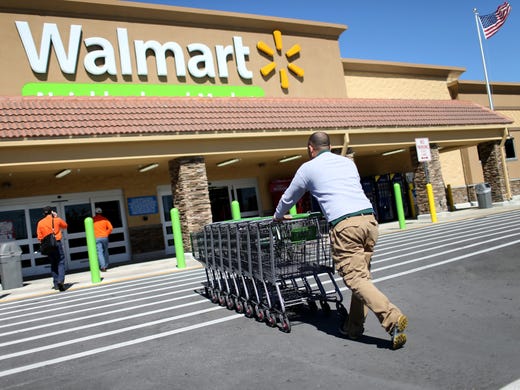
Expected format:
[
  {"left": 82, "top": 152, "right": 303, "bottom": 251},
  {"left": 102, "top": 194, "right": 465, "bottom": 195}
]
[
  {"left": 249, "top": 215, "right": 345, "bottom": 331},
  {"left": 191, "top": 213, "right": 345, "bottom": 332}
]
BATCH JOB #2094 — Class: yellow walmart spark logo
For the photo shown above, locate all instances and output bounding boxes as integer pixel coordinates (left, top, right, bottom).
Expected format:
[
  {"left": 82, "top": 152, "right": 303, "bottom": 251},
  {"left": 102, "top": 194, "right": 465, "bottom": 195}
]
[{"left": 257, "top": 30, "right": 304, "bottom": 90}]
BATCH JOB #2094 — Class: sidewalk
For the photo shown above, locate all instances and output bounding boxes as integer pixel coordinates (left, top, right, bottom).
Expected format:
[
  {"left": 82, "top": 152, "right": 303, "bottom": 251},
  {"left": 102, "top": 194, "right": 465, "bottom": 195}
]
[{"left": 2, "top": 200, "right": 519, "bottom": 303}]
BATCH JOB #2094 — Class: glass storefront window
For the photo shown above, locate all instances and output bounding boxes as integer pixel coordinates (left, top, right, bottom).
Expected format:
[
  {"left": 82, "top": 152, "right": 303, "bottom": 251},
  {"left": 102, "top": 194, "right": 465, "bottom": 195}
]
[
  {"left": 94, "top": 200, "right": 123, "bottom": 228},
  {"left": 0, "top": 209, "right": 27, "bottom": 240},
  {"left": 236, "top": 187, "right": 258, "bottom": 213},
  {"left": 161, "top": 195, "right": 173, "bottom": 222},
  {"left": 64, "top": 203, "right": 92, "bottom": 233}
]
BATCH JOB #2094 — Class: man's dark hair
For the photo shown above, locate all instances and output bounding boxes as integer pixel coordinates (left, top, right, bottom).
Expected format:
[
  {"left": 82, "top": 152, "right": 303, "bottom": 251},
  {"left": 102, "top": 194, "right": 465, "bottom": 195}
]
[
  {"left": 43, "top": 206, "right": 52, "bottom": 215},
  {"left": 308, "top": 132, "right": 330, "bottom": 150}
]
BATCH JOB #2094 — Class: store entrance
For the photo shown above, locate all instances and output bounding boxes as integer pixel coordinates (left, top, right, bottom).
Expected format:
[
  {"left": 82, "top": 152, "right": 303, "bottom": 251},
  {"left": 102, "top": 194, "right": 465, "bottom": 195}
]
[
  {"left": 0, "top": 190, "right": 130, "bottom": 277},
  {"left": 208, "top": 178, "right": 262, "bottom": 222}
]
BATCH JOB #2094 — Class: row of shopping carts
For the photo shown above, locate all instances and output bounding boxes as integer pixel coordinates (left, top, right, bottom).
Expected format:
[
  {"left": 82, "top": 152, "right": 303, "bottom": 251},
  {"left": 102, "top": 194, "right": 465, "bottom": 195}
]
[{"left": 190, "top": 213, "right": 346, "bottom": 332}]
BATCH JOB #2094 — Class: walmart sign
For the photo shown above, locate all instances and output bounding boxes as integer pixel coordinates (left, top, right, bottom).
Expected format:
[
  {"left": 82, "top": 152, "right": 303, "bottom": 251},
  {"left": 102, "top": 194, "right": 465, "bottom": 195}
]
[{"left": 15, "top": 21, "right": 264, "bottom": 97}]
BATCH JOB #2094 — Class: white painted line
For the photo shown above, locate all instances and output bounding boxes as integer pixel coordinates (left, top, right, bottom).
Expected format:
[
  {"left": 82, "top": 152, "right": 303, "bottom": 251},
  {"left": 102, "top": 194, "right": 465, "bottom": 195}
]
[
  {"left": 0, "top": 300, "right": 208, "bottom": 348},
  {"left": 0, "top": 276, "right": 205, "bottom": 320},
  {"left": 0, "top": 306, "right": 226, "bottom": 361},
  {"left": 0, "top": 292, "right": 197, "bottom": 336},
  {"left": 375, "top": 223, "right": 520, "bottom": 257},
  {"left": 500, "top": 378, "right": 520, "bottom": 390},
  {"left": 0, "top": 313, "right": 243, "bottom": 378},
  {"left": 373, "top": 232, "right": 520, "bottom": 272},
  {"left": 373, "top": 239, "right": 520, "bottom": 283},
  {"left": 0, "top": 268, "right": 205, "bottom": 310},
  {"left": 377, "top": 212, "right": 520, "bottom": 248}
]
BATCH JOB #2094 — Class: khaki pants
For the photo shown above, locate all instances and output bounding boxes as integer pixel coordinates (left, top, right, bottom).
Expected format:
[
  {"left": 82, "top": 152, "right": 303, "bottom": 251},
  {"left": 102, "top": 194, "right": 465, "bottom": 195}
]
[{"left": 330, "top": 214, "right": 402, "bottom": 334}]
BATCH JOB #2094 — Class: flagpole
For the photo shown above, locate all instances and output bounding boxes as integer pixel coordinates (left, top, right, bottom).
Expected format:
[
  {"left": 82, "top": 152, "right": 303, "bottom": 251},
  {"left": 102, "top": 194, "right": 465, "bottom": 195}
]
[{"left": 473, "top": 8, "right": 494, "bottom": 110}]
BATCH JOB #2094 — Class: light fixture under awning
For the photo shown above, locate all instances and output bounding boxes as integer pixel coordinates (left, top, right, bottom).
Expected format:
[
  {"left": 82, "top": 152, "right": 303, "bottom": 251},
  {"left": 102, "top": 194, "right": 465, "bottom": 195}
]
[
  {"left": 381, "top": 148, "right": 406, "bottom": 156},
  {"left": 139, "top": 163, "right": 159, "bottom": 172},
  {"left": 55, "top": 169, "right": 71, "bottom": 178},
  {"left": 279, "top": 155, "right": 302, "bottom": 163},
  {"left": 217, "top": 158, "right": 240, "bottom": 167}
]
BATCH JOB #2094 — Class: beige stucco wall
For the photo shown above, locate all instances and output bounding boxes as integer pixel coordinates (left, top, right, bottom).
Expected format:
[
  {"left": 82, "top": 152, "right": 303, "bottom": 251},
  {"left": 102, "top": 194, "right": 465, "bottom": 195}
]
[
  {"left": 499, "top": 110, "right": 520, "bottom": 178},
  {"left": 460, "top": 146, "right": 485, "bottom": 185},
  {"left": 344, "top": 73, "right": 452, "bottom": 100},
  {"left": 506, "top": 128, "right": 520, "bottom": 178},
  {"left": 439, "top": 150, "right": 466, "bottom": 187}
]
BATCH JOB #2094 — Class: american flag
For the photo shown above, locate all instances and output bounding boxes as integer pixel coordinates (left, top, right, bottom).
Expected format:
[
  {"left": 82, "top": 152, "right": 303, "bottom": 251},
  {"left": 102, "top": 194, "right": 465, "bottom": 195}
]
[{"left": 478, "top": 2, "right": 512, "bottom": 39}]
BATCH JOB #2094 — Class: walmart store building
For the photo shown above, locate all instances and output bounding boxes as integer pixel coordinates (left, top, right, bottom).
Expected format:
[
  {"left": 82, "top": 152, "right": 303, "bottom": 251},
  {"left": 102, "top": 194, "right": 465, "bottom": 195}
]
[{"left": 1, "top": 0, "right": 519, "bottom": 277}]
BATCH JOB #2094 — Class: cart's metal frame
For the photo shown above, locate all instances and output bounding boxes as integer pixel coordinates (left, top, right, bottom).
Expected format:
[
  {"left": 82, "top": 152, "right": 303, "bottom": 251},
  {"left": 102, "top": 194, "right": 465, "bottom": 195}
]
[{"left": 191, "top": 213, "right": 346, "bottom": 332}]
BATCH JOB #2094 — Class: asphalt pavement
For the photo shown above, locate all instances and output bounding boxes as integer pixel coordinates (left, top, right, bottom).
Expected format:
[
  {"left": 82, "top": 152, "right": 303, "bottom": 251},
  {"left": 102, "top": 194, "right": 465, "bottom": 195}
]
[
  {"left": 2, "top": 198, "right": 520, "bottom": 303},
  {"left": 1, "top": 204, "right": 520, "bottom": 389}
]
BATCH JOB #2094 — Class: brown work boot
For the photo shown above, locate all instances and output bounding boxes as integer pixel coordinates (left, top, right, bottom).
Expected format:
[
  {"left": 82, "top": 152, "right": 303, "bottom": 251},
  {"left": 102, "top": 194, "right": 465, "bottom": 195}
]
[{"left": 390, "top": 314, "right": 408, "bottom": 350}]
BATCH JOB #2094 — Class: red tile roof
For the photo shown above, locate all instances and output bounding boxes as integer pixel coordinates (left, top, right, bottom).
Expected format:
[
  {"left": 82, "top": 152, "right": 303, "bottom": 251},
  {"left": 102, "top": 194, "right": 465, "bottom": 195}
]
[{"left": 0, "top": 96, "right": 512, "bottom": 139}]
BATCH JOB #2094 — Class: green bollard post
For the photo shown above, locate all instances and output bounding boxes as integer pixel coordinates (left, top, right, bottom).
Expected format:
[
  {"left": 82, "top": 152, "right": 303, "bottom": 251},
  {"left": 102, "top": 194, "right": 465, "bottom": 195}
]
[
  {"left": 84, "top": 217, "right": 101, "bottom": 283},
  {"left": 393, "top": 183, "right": 407, "bottom": 230},
  {"left": 289, "top": 205, "right": 297, "bottom": 215},
  {"left": 170, "top": 208, "right": 186, "bottom": 269},
  {"left": 231, "top": 200, "right": 241, "bottom": 220}
]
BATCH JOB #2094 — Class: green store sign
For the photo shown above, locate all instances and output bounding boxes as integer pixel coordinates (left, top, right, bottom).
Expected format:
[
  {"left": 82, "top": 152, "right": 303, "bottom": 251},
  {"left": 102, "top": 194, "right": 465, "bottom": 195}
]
[{"left": 22, "top": 83, "right": 264, "bottom": 97}]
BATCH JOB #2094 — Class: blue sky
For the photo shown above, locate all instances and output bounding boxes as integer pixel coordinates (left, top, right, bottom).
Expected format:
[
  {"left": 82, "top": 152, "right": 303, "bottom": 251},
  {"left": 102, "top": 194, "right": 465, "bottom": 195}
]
[{"left": 129, "top": 0, "right": 518, "bottom": 82}]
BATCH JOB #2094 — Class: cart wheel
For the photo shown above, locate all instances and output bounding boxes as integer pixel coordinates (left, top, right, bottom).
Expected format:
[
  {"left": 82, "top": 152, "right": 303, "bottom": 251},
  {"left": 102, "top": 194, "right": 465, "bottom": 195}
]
[
  {"left": 218, "top": 293, "right": 226, "bottom": 306},
  {"left": 211, "top": 290, "right": 218, "bottom": 304},
  {"left": 320, "top": 300, "right": 331, "bottom": 315},
  {"left": 226, "top": 295, "right": 235, "bottom": 310},
  {"left": 255, "top": 305, "right": 265, "bottom": 321},
  {"left": 279, "top": 314, "right": 291, "bottom": 333},
  {"left": 235, "top": 300, "right": 244, "bottom": 314},
  {"left": 336, "top": 302, "right": 349, "bottom": 319},
  {"left": 244, "top": 302, "right": 254, "bottom": 318},
  {"left": 307, "top": 300, "right": 318, "bottom": 313},
  {"left": 265, "top": 310, "right": 277, "bottom": 327}
]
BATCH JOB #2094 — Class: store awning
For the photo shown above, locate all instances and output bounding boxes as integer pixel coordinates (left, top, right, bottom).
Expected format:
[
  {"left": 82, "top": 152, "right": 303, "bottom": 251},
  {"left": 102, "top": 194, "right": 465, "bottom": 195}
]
[{"left": 0, "top": 96, "right": 512, "bottom": 139}]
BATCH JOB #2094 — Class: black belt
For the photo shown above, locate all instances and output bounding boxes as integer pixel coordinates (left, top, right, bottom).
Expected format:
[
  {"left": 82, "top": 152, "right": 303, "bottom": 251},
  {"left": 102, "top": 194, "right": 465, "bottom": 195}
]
[{"left": 330, "top": 208, "right": 374, "bottom": 227}]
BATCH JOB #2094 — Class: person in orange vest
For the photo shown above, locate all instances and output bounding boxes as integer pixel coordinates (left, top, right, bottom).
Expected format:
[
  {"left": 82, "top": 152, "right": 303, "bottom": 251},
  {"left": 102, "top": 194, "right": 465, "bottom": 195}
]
[
  {"left": 93, "top": 207, "right": 113, "bottom": 272},
  {"left": 37, "top": 206, "right": 68, "bottom": 291}
]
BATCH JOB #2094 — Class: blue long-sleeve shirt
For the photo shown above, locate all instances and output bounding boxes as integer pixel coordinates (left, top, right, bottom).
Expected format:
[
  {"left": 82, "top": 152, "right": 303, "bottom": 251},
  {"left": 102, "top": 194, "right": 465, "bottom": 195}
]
[{"left": 274, "top": 151, "right": 373, "bottom": 222}]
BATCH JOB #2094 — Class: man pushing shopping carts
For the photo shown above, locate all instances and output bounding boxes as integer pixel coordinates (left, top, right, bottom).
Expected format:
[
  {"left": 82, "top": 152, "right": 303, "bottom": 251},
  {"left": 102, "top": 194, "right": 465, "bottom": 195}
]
[{"left": 273, "top": 131, "right": 408, "bottom": 350}]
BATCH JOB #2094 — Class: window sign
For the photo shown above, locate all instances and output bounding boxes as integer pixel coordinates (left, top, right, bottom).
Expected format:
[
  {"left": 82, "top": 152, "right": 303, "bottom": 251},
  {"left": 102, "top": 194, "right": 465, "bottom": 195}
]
[{"left": 127, "top": 196, "right": 158, "bottom": 216}]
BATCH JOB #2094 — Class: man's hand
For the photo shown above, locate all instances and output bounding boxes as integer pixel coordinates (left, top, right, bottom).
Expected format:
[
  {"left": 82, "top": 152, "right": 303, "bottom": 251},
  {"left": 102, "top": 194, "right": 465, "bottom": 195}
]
[{"left": 273, "top": 214, "right": 293, "bottom": 222}]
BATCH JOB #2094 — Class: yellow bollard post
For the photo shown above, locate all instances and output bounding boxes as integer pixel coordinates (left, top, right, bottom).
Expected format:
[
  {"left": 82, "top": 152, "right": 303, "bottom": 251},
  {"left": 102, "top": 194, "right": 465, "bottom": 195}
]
[{"left": 426, "top": 183, "right": 437, "bottom": 223}]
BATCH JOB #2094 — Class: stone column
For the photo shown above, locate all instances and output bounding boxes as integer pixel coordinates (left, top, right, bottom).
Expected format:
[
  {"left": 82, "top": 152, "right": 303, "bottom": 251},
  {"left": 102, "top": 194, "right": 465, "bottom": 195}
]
[
  {"left": 410, "top": 144, "right": 448, "bottom": 215},
  {"left": 169, "top": 156, "right": 212, "bottom": 252},
  {"left": 477, "top": 141, "right": 507, "bottom": 202}
]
